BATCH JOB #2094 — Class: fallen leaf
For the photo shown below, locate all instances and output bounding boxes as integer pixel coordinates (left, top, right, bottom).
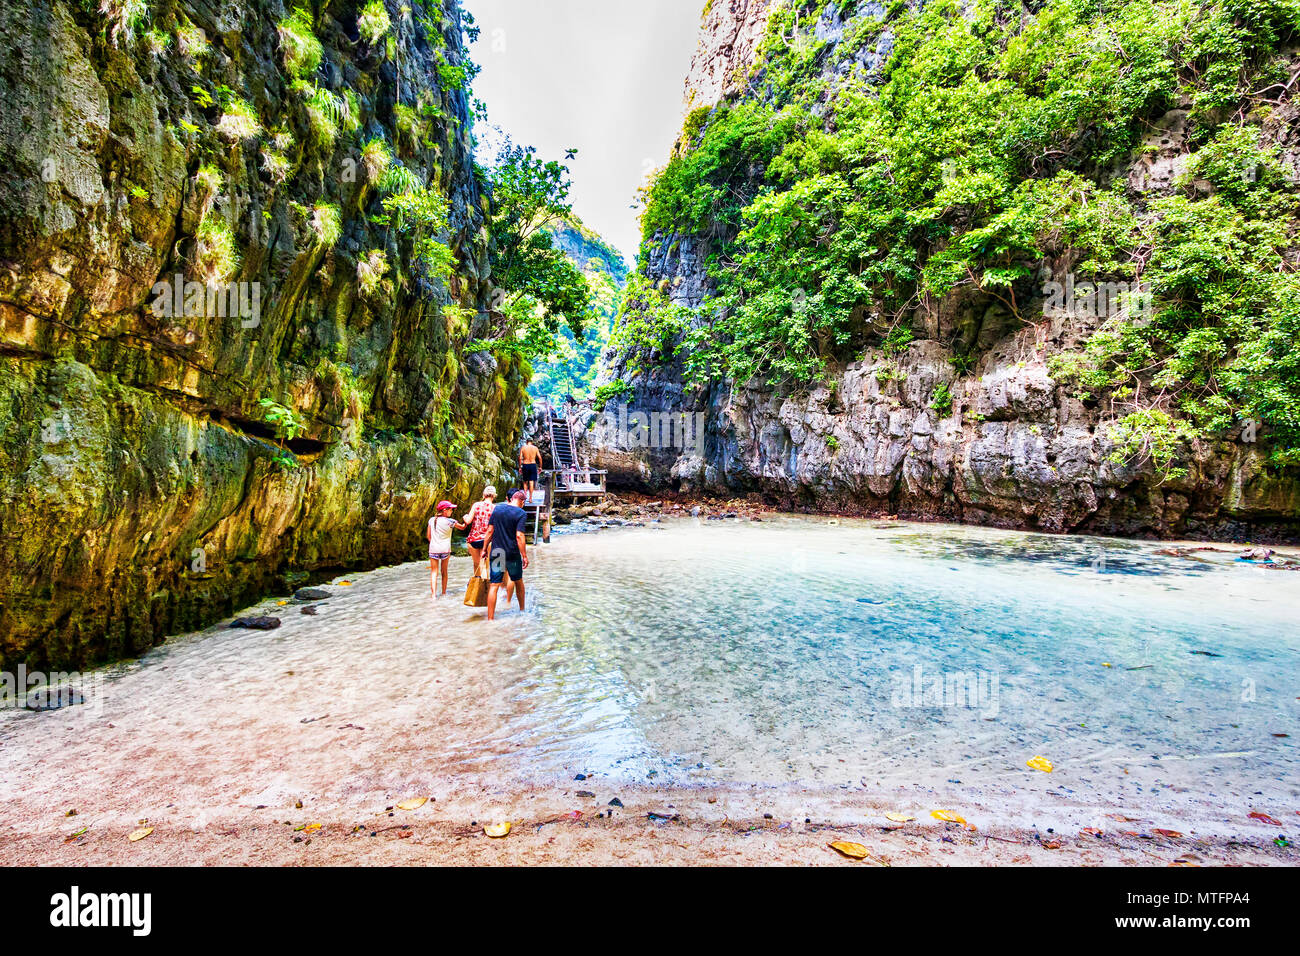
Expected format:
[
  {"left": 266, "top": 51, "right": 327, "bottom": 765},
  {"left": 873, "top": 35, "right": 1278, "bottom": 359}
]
[
  {"left": 1081, "top": 827, "right": 1104, "bottom": 837},
  {"left": 128, "top": 827, "right": 154, "bottom": 842},
  {"left": 828, "top": 841, "right": 870, "bottom": 860},
  {"left": 1248, "top": 811, "right": 1282, "bottom": 826},
  {"left": 1153, "top": 828, "right": 1183, "bottom": 839},
  {"left": 932, "top": 810, "right": 977, "bottom": 831},
  {"left": 1026, "top": 755, "right": 1054, "bottom": 773},
  {"left": 1041, "top": 839, "right": 1062, "bottom": 850},
  {"left": 484, "top": 822, "right": 511, "bottom": 838},
  {"left": 337, "top": 581, "right": 353, "bottom": 587},
  {"left": 396, "top": 797, "right": 428, "bottom": 811},
  {"left": 1107, "top": 814, "right": 1141, "bottom": 822},
  {"left": 885, "top": 812, "right": 915, "bottom": 823}
]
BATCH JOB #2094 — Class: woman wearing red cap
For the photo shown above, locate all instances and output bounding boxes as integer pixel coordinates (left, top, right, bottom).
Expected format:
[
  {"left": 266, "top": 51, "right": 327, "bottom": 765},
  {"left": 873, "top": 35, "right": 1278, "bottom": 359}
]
[{"left": 428, "top": 500, "right": 464, "bottom": 597}]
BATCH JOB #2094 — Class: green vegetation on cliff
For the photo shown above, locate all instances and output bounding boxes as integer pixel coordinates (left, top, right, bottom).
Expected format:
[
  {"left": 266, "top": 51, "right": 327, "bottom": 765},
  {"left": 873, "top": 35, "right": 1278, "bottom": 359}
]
[
  {"left": 631, "top": 0, "right": 1300, "bottom": 471},
  {"left": 528, "top": 215, "right": 630, "bottom": 402}
]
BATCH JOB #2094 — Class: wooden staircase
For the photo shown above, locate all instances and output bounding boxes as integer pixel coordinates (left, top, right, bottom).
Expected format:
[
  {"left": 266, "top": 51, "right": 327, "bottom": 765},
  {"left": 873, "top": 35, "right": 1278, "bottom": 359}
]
[
  {"left": 548, "top": 416, "right": 578, "bottom": 473},
  {"left": 527, "top": 399, "right": 609, "bottom": 545}
]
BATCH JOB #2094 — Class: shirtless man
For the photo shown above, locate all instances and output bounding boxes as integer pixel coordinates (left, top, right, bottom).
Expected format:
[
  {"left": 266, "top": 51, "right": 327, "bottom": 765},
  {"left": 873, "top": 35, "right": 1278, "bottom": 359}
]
[{"left": 519, "top": 440, "right": 542, "bottom": 496}]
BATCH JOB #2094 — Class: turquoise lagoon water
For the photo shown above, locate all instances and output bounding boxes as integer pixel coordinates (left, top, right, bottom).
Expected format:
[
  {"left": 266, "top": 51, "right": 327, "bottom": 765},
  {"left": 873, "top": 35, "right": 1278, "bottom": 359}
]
[{"left": 454, "top": 517, "right": 1299, "bottom": 807}]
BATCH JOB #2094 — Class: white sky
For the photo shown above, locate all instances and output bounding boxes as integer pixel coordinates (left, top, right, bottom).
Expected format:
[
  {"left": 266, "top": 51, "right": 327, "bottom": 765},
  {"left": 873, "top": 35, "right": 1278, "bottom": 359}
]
[{"left": 463, "top": 0, "right": 704, "bottom": 266}]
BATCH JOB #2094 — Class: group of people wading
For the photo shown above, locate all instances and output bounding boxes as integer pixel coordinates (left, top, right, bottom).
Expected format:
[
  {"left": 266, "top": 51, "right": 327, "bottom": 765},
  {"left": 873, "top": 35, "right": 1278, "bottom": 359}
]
[{"left": 426, "top": 440, "right": 543, "bottom": 620}]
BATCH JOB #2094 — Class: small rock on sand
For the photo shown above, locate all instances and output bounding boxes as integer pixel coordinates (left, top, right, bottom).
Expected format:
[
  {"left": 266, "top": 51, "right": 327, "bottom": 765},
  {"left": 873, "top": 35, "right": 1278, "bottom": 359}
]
[{"left": 229, "top": 616, "right": 281, "bottom": 630}]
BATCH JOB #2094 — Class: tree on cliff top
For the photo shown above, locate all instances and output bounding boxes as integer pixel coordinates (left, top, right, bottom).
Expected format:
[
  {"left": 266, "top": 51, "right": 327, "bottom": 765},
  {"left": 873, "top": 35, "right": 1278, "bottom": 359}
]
[{"left": 477, "top": 142, "right": 598, "bottom": 363}]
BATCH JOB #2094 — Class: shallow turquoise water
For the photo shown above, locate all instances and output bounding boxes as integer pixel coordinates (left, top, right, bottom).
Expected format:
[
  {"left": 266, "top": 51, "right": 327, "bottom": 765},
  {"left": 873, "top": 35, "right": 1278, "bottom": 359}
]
[
  {"left": 2, "top": 516, "right": 1295, "bottom": 829},
  {"left": 460, "top": 517, "right": 1299, "bottom": 809}
]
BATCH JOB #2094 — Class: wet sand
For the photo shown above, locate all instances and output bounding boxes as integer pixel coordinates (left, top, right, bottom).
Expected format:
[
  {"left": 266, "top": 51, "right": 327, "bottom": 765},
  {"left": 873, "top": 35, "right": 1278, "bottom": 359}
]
[{"left": 2, "top": 779, "right": 1292, "bottom": 866}]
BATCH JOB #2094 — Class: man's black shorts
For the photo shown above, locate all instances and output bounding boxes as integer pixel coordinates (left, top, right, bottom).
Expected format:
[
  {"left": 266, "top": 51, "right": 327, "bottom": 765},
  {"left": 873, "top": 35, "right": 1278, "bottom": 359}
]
[
  {"left": 490, "top": 550, "right": 524, "bottom": 584},
  {"left": 521, "top": 463, "right": 539, "bottom": 483}
]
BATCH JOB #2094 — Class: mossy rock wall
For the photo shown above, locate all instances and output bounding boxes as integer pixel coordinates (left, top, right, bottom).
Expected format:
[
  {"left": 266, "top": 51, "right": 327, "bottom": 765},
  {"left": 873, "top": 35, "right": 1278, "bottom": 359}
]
[{"left": 0, "top": 0, "right": 528, "bottom": 669}]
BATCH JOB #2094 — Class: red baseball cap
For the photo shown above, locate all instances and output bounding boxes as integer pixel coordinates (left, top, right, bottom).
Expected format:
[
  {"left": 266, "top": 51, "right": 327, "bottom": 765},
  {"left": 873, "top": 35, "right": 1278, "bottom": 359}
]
[{"left": 436, "top": 500, "right": 455, "bottom": 511}]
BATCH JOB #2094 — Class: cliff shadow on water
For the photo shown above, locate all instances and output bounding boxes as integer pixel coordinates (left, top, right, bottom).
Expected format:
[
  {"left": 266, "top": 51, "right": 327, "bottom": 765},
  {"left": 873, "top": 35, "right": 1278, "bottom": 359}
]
[{"left": 0, "top": 0, "right": 528, "bottom": 670}]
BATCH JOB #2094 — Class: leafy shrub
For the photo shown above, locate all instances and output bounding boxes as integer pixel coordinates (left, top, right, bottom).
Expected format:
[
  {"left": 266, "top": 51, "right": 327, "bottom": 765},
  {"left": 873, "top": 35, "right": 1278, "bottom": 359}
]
[
  {"left": 358, "top": 0, "right": 392, "bottom": 46},
  {"left": 356, "top": 249, "right": 389, "bottom": 295},
  {"left": 277, "top": 7, "right": 322, "bottom": 79},
  {"left": 215, "top": 95, "right": 262, "bottom": 142}
]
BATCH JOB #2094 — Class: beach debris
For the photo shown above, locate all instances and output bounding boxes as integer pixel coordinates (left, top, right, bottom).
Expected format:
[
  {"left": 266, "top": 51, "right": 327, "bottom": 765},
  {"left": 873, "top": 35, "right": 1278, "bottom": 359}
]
[
  {"left": 931, "top": 810, "right": 976, "bottom": 830},
  {"left": 1026, "top": 755, "right": 1054, "bottom": 773},
  {"left": 1040, "top": 839, "right": 1062, "bottom": 850},
  {"left": 294, "top": 823, "right": 322, "bottom": 834},
  {"left": 608, "top": 798, "right": 624, "bottom": 808},
  {"left": 64, "top": 827, "right": 90, "bottom": 843},
  {"left": 483, "top": 822, "right": 511, "bottom": 838},
  {"left": 1189, "top": 650, "right": 1222, "bottom": 657},
  {"left": 1152, "top": 828, "right": 1184, "bottom": 839},
  {"left": 576, "top": 790, "right": 595, "bottom": 798},
  {"left": 128, "top": 827, "right": 154, "bottom": 842},
  {"left": 301, "top": 606, "right": 319, "bottom": 616},
  {"left": 1275, "top": 836, "right": 1291, "bottom": 848},
  {"left": 885, "top": 813, "right": 915, "bottom": 823},
  {"left": 1169, "top": 854, "right": 1202, "bottom": 867},
  {"left": 1248, "top": 811, "right": 1282, "bottom": 826},
  {"left": 1081, "top": 827, "right": 1104, "bottom": 837},
  {"left": 294, "top": 588, "right": 331, "bottom": 602},
  {"left": 228, "top": 616, "right": 281, "bottom": 630},
  {"left": 828, "top": 841, "right": 870, "bottom": 860},
  {"left": 1238, "top": 547, "right": 1274, "bottom": 562},
  {"left": 396, "top": 797, "right": 428, "bottom": 811},
  {"left": 299, "top": 714, "right": 329, "bottom": 724},
  {"left": 574, "top": 773, "right": 587, "bottom": 781}
]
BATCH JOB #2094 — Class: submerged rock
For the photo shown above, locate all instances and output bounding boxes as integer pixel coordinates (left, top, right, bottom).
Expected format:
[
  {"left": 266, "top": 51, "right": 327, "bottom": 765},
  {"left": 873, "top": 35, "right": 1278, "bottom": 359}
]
[
  {"left": 228, "top": 617, "right": 281, "bottom": 631},
  {"left": 293, "top": 588, "right": 332, "bottom": 602}
]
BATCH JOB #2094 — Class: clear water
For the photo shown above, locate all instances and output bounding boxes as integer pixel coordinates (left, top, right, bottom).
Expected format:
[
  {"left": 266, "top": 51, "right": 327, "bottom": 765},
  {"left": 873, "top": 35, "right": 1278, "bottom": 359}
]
[{"left": 3, "top": 516, "right": 1297, "bottom": 826}]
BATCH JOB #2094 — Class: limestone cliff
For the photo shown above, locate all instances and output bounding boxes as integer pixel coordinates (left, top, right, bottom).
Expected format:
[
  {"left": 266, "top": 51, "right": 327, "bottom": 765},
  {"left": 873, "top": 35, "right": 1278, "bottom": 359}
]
[
  {"left": 0, "top": 0, "right": 527, "bottom": 668},
  {"left": 588, "top": 0, "right": 1300, "bottom": 541}
]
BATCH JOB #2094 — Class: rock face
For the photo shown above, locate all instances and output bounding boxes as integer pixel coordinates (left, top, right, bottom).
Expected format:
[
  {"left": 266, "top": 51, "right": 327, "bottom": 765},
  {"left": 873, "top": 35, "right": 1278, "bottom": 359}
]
[
  {"left": 587, "top": 1, "right": 1300, "bottom": 542},
  {"left": 0, "top": 0, "right": 527, "bottom": 668},
  {"left": 683, "top": 0, "right": 772, "bottom": 110}
]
